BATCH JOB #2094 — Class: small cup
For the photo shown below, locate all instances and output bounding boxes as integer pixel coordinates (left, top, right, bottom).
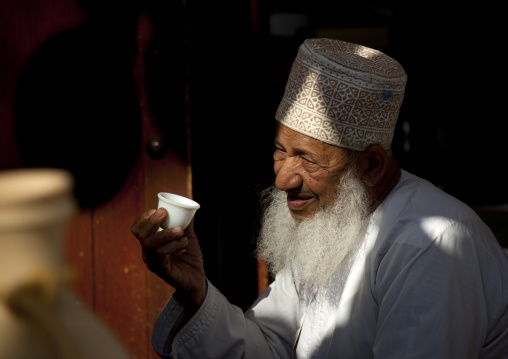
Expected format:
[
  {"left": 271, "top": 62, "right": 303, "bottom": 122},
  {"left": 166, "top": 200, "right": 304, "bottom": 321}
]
[{"left": 157, "top": 192, "right": 200, "bottom": 230}]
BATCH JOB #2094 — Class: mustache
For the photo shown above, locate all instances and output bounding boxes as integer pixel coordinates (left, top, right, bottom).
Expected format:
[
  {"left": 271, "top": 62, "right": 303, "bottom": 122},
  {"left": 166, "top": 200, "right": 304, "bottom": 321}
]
[
  {"left": 260, "top": 186, "right": 315, "bottom": 209},
  {"left": 286, "top": 188, "right": 315, "bottom": 198}
]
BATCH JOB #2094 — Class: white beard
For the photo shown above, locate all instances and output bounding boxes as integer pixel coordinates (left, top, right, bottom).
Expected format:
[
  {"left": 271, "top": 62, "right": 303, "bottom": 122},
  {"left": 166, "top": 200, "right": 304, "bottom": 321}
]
[{"left": 257, "top": 168, "right": 371, "bottom": 291}]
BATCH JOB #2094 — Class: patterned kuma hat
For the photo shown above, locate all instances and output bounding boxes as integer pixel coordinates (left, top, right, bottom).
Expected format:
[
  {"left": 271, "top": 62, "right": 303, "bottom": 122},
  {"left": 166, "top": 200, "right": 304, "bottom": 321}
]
[{"left": 275, "top": 38, "right": 407, "bottom": 151}]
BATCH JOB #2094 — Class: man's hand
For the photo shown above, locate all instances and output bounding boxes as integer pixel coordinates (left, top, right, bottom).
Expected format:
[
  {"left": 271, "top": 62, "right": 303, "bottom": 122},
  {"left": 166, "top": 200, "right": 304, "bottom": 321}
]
[{"left": 131, "top": 208, "right": 207, "bottom": 310}]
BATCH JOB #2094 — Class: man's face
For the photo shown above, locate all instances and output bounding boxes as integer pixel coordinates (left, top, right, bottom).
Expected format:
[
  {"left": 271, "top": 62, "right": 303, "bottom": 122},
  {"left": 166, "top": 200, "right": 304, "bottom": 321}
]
[{"left": 273, "top": 123, "right": 352, "bottom": 221}]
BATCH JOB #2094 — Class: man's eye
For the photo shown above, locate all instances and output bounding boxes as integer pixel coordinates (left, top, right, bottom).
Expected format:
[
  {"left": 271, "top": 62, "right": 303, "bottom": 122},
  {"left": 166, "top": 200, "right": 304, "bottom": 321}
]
[
  {"left": 273, "top": 148, "right": 286, "bottom": 160},
  {"left": 302, "top": 158, "right": 319, "bottom": 172}
]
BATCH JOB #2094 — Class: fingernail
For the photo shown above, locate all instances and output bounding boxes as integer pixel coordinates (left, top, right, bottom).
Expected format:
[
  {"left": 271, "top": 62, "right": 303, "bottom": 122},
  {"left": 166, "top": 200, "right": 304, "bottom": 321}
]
[
  {"left": 156, "top": 208, "right": 165, "bottom": 217},
  {"left": 172, "top": 227, "right": 183, "bottom": 234}
]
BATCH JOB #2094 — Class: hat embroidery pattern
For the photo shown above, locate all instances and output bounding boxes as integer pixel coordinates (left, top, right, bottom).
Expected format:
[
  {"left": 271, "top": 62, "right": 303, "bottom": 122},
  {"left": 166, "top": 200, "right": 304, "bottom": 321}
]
[{"left": 275, "top": 38, "right": 407, "bottom": 151}]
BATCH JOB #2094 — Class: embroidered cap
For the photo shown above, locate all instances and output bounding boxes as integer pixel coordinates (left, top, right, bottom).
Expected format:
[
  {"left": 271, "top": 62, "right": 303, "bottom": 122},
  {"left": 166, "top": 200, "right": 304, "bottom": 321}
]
[{"left": 275, "top": 38, "right": 407, "bottom": 151}]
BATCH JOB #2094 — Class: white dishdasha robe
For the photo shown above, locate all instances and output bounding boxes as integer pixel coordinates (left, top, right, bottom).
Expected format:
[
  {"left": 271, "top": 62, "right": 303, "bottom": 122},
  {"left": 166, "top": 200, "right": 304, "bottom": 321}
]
[{"left": 152, "top": 170, "right": 508, "bottom": 358}]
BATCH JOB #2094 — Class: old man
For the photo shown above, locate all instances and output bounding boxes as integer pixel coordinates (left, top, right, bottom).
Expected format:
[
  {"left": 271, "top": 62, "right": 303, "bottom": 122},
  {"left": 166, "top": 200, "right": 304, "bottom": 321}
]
[{"left": 131, "top": 38, "right": 508, "bottom": 358}]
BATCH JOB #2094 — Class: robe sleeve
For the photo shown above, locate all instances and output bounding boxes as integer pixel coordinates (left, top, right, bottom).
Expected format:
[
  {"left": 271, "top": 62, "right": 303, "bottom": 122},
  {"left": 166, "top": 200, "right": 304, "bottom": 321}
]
[
  {"left": 152, "top": 270, "right": 301, "bottom": 359},
  {"left": 372, "top": 219, "right": 507, "bottom": 358}
]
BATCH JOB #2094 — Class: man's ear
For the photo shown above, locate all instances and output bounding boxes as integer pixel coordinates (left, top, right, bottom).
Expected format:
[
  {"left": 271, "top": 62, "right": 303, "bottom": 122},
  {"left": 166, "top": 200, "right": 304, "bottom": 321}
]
[{"left": 356, "top": 145, "right": 388, "bottom": 187}]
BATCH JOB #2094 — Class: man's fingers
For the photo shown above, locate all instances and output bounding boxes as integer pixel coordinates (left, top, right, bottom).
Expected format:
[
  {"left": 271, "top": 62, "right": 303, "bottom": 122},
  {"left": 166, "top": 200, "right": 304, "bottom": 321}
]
[
  {"left": 131, "top": 208, "right": 166, "bottom": 240},
  {"left": 141, "top": 237, "right": 189, "bottom": 269},
  {"left": 157, "top": 237, "right": 189, "bottom": 256},
  {"left": 143, "top": 227, "right": 185, "bottom": 248}
]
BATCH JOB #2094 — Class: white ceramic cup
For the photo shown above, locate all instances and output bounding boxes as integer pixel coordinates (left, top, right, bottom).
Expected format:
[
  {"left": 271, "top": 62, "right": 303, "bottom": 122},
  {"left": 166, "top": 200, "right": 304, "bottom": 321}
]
[{"left": 157, "top": 192, "right": 200, "bottom": 230}]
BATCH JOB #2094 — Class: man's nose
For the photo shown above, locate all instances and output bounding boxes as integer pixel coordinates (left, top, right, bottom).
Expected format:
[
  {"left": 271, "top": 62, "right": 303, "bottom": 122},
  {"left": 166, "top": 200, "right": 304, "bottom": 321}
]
[{"left": 275, "top": 157, "right": 303, "bottom": 191}]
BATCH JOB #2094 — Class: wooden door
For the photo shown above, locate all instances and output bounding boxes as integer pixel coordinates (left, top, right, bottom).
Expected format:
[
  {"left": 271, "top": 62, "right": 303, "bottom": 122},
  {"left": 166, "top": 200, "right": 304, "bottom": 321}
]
[
  {"left": 1, "top": 0, "right": 275, "bottom": 357},
  {"left": 0, "top": 1, "right": 188, "bottom": 358}
]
